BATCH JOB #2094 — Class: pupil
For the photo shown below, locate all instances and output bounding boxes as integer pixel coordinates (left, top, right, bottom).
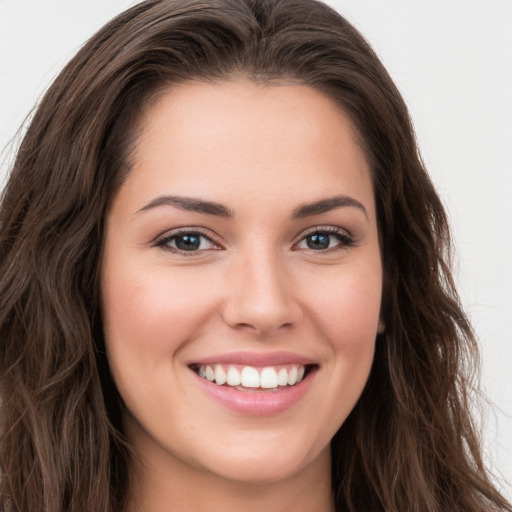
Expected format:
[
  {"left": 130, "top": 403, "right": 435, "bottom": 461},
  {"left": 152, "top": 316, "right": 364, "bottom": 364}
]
[
  {"left": 307, "top": 233, "right": 329, "bottom": 250},
  {"left": 176, "top": 234, "right": 200, "bottom": 251}
]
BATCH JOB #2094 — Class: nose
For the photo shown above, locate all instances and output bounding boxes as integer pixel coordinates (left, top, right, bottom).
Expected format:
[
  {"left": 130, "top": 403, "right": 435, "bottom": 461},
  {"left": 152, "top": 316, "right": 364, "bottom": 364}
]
[{"left": 221, "top": 249, "right": 302, "bottom": 336}]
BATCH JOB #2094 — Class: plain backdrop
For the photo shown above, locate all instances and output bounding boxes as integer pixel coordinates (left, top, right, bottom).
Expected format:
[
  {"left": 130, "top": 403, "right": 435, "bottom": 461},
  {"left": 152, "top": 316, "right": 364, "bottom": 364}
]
[{"left": 1, "top": 0, "right": 511, "bottom": 495}]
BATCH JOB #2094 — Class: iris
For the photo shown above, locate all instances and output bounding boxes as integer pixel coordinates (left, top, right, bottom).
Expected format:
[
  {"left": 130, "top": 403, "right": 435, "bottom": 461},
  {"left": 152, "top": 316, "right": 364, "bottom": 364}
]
[
  {"left": 174, "top": 234, "right": 201, "bottom": 251},
  {"left": 306, "top": 233, "right": 330, "bottom": 250}
]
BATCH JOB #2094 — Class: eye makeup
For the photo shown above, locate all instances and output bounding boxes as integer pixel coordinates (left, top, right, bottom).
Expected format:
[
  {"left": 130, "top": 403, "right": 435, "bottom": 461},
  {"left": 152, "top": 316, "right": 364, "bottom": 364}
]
[
  {"left": 154, "top": 227, "right": 223, "bottom": 254},
  {"left": 153, "top": 224, "right": 357, "bottom": 257}
]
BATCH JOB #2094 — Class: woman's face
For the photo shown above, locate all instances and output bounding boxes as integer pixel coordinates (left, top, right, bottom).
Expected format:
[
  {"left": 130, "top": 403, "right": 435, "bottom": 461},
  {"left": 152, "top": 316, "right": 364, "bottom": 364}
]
[{"left": 101, "top": 81, "right": 383, "bottom": 486}]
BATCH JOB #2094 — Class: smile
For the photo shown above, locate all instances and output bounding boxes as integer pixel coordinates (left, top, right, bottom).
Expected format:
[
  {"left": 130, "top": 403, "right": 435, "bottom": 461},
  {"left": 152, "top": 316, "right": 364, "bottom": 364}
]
[
  {"left": 188, "top": 352, "right": 318, "bottom": 415},
  {"left": 194, "top": 363, "right": 308, "bottom": 390}
]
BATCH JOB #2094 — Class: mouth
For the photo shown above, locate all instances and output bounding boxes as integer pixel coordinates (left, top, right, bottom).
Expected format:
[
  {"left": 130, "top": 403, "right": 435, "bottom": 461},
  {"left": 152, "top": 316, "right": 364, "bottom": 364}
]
[
  {"left": 189, "top": 363, "right": 318, "bottom": 392},
  {"left": 187, "top": 352, "right": 319, "bottom": 414}
]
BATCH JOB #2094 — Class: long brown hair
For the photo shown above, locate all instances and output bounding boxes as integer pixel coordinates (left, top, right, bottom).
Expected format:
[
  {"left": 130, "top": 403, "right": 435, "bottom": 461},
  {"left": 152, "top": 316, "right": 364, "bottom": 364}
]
[{"left": 0, "top": 1, "right": 509, "bottom": 511}]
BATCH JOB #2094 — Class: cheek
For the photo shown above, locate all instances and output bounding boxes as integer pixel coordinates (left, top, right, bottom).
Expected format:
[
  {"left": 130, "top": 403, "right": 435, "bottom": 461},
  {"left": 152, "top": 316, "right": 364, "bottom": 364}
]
[
  {"left": 101, "top": 261, "right": 218, "bottom": 365},
  {"left": 300, "top": 260, "right": 383, "bottom": 350}
]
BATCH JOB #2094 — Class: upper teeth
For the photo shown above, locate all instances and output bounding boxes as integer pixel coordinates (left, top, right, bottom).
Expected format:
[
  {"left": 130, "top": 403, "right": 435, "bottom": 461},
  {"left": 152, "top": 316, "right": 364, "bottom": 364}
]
[{"left": 197, "top": 364, "right": 306, "bottom": 389}]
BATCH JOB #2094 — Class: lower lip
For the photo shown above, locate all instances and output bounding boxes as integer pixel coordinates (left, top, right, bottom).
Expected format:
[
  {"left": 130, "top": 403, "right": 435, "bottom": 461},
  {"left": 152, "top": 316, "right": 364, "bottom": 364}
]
[{"left": 192, "top": 370, "right": 315, "bottom": 416}]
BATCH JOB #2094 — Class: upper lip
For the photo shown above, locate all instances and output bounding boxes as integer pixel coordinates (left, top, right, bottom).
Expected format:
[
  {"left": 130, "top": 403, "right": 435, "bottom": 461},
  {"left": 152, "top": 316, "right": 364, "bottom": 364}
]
[{"left": 188, "top": 351, "right": 317, "bottom": 367}]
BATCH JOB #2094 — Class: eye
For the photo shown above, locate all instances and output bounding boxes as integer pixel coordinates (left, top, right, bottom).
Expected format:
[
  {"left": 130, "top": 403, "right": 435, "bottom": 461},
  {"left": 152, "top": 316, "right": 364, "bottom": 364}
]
[
  {"left": 295, "top": 228, "right": 354, "bottom": 251},
  {"left": 155, "top": 230, "right": 221, "bottom": 253}
]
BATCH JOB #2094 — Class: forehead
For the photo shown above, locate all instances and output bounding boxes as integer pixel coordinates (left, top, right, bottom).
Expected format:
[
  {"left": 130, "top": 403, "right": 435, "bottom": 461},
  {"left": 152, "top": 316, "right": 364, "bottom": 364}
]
[{"left": 117, "top": 80, "right": 375, "bottom": 218}]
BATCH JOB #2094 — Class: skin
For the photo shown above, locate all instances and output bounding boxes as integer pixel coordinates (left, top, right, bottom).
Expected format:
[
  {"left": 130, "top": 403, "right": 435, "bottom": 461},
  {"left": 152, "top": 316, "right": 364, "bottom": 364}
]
[{"left": 101, "top": 80, "right": 383, "bottom": 512}]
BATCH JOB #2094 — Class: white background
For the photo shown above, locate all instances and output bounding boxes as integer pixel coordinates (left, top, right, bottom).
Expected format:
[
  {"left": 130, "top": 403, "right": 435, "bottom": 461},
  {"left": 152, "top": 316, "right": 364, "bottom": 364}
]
[{"left": 1, "top": 0, "right": 510, "bottom": 496}]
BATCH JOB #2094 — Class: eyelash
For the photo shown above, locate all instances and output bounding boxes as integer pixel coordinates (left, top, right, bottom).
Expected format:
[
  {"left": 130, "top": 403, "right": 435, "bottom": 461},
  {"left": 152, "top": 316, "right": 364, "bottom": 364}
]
[
  {"left": 154, "top": 228, "right": 222, "bottom": 254},
  {"left": 295, "top": 226, "right": 355, "bottom": 252},
  {"left": 154, "top": 226, "right": 355, "bottom": 255}
]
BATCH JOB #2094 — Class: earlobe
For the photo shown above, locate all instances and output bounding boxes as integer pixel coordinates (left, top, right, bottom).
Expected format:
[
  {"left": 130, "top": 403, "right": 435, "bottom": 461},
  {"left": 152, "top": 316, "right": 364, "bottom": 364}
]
[{"left": 377, "top": 318, "right": 386, "bottom": 334}]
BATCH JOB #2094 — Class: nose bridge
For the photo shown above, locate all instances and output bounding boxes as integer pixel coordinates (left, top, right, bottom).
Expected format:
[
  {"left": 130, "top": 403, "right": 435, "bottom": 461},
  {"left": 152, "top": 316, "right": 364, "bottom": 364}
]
[{"left": 222, "top": 243, "right": 300, "bottom": 334}]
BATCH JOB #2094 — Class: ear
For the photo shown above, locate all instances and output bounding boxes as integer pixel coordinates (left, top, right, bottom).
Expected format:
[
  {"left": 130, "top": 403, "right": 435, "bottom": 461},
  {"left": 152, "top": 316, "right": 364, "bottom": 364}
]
[{"left": 377, "top": 318, "right": 386, "bottom": 334}]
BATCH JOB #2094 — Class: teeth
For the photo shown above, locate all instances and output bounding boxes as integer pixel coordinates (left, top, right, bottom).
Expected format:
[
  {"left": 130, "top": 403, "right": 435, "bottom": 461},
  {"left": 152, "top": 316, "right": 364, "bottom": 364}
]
[
  {"left": 214, "top": 365, "right": 227, "bottom": 385},
  {"left": 226, "top": 366, "right": 241, "bottom": 386},
  {"left": 241, "top": 366, "right": 260, "bottom": 387},
  {"left": 196, "top": 364, "right": 308, "bottom": 389},
  {"left": 277, "top": 368, "right": 288, "bottom": 386},
  {"left": 205, "top": 366, "right": 215, "bottom": 382},
  {"left": 260, "top": 367, "right": 278, "bottom": 389},
  {"left": 288, "top": 365, "right": 298, "bottom": 385}
]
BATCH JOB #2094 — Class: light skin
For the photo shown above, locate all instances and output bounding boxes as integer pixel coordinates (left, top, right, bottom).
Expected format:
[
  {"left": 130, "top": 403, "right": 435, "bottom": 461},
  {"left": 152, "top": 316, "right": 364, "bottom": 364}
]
[{"left": 101, "top": 80, "right": 383, "bottom": 512}]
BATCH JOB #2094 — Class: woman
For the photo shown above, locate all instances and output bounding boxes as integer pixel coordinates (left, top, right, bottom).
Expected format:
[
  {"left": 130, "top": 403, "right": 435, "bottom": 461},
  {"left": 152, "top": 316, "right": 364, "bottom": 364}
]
[{"left": 0, "top": 1, "right": 509, "bottom": 511}]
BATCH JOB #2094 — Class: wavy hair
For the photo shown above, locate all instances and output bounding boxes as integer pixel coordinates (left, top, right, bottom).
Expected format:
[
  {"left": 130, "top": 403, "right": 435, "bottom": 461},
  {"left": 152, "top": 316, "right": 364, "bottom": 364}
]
[{"left": 0, "top": 1, "right": 509, "bottom": 511}]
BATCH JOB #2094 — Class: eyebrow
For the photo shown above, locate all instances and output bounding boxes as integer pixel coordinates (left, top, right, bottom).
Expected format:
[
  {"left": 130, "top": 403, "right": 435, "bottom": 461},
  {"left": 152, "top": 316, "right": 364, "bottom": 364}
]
[
  {"left": 292, "top": 195, "right": 368, "bottom": 219},
  {"left": 137, "top": 195, "right": 234, "bottom": 217},
  {"left": 137, "top": 194, "right": 368, "bottom": 219}
]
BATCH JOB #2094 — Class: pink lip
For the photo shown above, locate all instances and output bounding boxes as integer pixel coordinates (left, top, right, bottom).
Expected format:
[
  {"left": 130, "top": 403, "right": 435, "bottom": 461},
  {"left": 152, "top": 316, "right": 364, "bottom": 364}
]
[
  {"left": 189, "top": 350, "right": 317, "bottom": 367},
  {"left": 191, "top": 366, "right": 317, "bottom": 416}
]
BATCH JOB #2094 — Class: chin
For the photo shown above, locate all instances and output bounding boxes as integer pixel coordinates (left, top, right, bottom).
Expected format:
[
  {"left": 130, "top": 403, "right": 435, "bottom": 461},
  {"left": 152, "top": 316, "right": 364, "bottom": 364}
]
[{"left": 195, "top": 435, "right": 330, "bottom": 485}]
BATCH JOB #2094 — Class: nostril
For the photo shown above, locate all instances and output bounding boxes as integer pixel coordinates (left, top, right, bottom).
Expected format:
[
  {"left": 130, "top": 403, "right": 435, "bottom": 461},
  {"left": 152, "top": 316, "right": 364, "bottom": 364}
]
[{"left": 221, "top": 270, "right": 303, "bottom": 334}]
